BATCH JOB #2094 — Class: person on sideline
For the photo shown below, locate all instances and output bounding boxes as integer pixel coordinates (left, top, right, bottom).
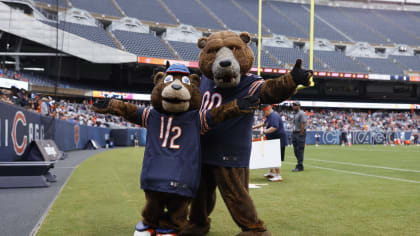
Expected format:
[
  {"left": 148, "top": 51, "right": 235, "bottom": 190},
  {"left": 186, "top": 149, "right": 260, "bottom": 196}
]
[
  {"left": 292, "top": 102, "right": 306, "bottom": 172},
  {"left": 253, "top": 105, "right": 288, "bottom": 181}
]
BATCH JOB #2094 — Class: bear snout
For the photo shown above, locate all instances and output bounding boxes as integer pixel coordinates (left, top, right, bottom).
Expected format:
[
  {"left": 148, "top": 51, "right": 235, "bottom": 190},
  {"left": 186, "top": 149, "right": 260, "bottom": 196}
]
[
  {"left": 219, "top": 60, "right": 231, "bottom": 67},
  {"left": 171, "top": 83, "right": 182, "bottom": 90}
]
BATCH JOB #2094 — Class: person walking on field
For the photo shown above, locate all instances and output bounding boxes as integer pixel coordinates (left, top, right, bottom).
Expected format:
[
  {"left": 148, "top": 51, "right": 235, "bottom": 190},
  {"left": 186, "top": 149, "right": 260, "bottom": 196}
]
[
  {"left": 292, "top": 102, "right": 306, "bottom": 172},
  {"left": 253, "top": 105, "right": 288, "bottom": 182}
]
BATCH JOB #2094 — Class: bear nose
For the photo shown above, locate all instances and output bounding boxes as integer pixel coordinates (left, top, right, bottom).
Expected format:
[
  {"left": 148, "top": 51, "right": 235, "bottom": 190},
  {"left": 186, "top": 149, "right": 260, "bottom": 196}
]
[
  {"left": 171, "top": 83, "right": 182, "bottom": 90},
  {"left": 219, "top": 60, "right": 231, "bottom": 67}
]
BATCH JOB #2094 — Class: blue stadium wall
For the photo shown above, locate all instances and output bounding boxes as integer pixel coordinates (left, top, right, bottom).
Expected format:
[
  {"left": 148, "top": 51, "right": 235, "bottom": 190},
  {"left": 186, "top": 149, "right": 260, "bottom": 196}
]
[
  {"left": 288, "top": 131, "right": 413, "bottom": 145},
  {"left": 0, "top": 102, "right": 146, "bottom": 162}
]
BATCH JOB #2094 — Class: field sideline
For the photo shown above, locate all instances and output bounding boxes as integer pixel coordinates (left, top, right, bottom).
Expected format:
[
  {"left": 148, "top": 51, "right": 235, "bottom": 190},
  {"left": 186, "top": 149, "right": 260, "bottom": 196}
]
[{"left": 36, "top": 145, "right": 420, "bottom": 236}]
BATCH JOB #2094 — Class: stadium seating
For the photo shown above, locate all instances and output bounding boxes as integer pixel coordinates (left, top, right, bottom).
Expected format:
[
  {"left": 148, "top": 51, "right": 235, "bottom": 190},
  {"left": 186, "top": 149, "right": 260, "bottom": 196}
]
[
  {"left": 167, "top": 41, "right": 200, "bottom": 61},
  {"left": 313, "top": 5, "right": 388, "bottom": 44},
  {"left": 34, "top": 0, "right": 68, "bottom": 8},
  {"left": 239, "top": 0, "right": 306, "bottom": 39},
  {"left": 31, "top": 0, "right": 420, "bottom": 75},
  {"left": 263, "top": 1, "right": 347, "bottom": 42},
  {"left": 314, "top": 50, "right": 368, "bottom": 73},
  {"left": 42, "top": 21, "right": 118, "bottom": 49},
  {"left": 200, "top": 0, "right": 263, "bottom": 34},
  {"left": 338, "top": 7, "right": 420, "bottom": 46},
  {"left": 265, "top": 46, "right": 325, "bottom": 70},
  {"left": 115, "top": 0, "right": 176, "bottom": 25},
  {"left": 162, "top": 0, "right": 223, "bottom": 30},
  {"left": 356, "top": 57, "right": 405, "bottom": 74},
  {"left": 68, "top": 0, "right": 121, "bottom": 17},
  {"left": 249, "top": 44, "right": 280, "bottom": 68},
  {"left": 375, "top": 9, "right": 420, "bottom": 39},
  {"left": 113, "top": 30, "right": 175, "bottom": 59},
  {"left": 390, "top": 55, "right": 420, "bottom": 71}
]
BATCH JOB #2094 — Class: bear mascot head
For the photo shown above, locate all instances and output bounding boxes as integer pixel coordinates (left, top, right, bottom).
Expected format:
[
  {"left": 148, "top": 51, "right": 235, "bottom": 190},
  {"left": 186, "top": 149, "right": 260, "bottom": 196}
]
[
  {"left": 197, "top": 31, "right": 254, "bottom": 88},
  {"left": 151, "top": 63, "right": 202, "bottom": 114}
]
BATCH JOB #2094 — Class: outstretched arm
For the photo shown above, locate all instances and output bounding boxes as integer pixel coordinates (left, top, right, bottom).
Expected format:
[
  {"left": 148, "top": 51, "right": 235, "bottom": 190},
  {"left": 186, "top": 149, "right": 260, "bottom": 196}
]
[
  {"left": 259, "top": 59, "right": 313, "bottom": 104},
  {"left": 92, "top": 99, "right": 141, "bottom": 125},
  {"left": 207, "top": 96, "right": 259, "bottom": 124}
]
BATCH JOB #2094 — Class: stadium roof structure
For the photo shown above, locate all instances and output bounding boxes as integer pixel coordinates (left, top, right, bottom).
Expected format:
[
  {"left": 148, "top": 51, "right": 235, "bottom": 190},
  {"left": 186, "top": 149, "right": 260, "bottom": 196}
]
[
  {"left": 1, "top": 0, "right": 420, "bottom": 83},
  {"left": 0, "top": 2, "right": 137, "bottom": 64}
]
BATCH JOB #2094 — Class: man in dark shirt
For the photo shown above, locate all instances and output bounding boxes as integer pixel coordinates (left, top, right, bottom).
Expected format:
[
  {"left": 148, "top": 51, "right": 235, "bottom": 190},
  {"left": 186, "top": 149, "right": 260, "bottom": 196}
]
[
  {"left": 253, "top": 105, "right": 288, "bottom": 182},
  {"left": 292, "top": 102, "right": 306, "bottom": 172}
]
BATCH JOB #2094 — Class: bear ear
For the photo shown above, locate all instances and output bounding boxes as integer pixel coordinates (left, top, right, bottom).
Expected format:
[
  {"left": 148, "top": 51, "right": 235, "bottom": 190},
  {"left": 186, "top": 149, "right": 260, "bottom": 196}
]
[
  {"left": 239, "top": 32, "right": 251, "bottom": 44},
  {"left": 153, "top": 72, "right": 166, "bottom": 85},
  {"left": 197, "top": 37, "right": 208, "bottom": 49},
  {"left": 190, "top": 74, "right": 201, "bottom": 87}
]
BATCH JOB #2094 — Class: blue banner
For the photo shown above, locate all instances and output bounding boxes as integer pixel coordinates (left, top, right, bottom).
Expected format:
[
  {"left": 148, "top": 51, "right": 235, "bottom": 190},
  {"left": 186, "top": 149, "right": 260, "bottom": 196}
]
[
  {"left": 0, "top": 101, "right": 144, "bottom": 162},
  {"left": 300, "top": 131, "right": 413, "bottom": 145}
]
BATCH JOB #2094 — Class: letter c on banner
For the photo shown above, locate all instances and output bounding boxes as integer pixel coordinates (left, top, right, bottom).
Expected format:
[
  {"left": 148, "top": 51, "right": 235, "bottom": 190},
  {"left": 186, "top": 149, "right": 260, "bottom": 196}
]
[{"left": 12, "top": 111, "right": 28, "bottom": 156}]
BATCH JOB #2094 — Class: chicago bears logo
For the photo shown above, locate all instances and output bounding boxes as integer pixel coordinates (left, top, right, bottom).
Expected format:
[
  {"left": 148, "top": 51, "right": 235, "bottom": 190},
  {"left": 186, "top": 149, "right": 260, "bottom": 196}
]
[
  {"left": 12, "top": 111, "right": 28, "bottom": 156},
  {"left": 74, "top": 125, "right": 80, "bottom": 148}
]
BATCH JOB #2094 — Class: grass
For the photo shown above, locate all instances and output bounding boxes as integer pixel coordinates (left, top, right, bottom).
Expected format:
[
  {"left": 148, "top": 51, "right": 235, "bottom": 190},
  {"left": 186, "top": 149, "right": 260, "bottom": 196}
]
[{"left": 36, "top": 145, "right": 420, "bottom": 236}]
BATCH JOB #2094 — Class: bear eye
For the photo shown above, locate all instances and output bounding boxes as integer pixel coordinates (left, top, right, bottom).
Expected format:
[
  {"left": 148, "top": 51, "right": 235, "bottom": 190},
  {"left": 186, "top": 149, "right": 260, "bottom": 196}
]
[
  {"left": 207, "top": 48, "right": 219, "bottom": 53},
  {"left": 164, "top": 75, "right": 173, "bottom": 83},
  {"left": 228, "top": 46, "right": 238, "bottom": 50},
  {"left": 181, "top": 76, "right": 190, "bottom": 85}
]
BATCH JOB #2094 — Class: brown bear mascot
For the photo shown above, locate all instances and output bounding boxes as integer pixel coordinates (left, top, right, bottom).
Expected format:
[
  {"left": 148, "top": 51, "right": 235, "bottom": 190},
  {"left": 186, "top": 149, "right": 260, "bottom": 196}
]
[
  {"left": 180, "top": 31, "right": 313, "bottom": 236},
  {"left": 93, "top": 63, "right": 259, "bottom": 236}
]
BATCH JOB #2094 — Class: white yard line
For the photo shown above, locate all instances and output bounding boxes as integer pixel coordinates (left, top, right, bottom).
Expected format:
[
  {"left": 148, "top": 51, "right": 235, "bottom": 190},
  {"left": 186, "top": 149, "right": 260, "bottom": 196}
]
[
  {"left": 283, "top": 162, "right": 420, "bottom": 184},
  {"left": 310, "top": 146, "right": 420, "bottom": 153},
  {"left": 306, "top": 158, "right": 420, "bottom": 173}
]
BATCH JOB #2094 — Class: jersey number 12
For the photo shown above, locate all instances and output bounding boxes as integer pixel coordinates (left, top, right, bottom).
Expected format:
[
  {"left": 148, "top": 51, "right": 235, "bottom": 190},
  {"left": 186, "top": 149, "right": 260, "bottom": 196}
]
[{"left": 159, "top": 116, "right": 181, "bottom": 149}]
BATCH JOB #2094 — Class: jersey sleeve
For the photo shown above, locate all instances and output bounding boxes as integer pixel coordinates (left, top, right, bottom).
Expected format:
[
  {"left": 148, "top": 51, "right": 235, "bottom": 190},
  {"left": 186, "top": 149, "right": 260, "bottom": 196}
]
[
  {"left": 136, "top": 107, "right": 152, "bottom": 128},
  {"left": 247, "top": 75, "right": 265, "bottom": 96},
  {"left": 199, "top": 109, "right": 214, "bottom": 134}
]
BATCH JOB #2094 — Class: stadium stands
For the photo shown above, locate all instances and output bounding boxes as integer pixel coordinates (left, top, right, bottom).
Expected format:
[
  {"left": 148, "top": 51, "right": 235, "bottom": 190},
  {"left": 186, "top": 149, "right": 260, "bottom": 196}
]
[
  {"left": 267, "top": 2, "right": 348, "bottom": 42},
  {"left": 356, "top": 57, "right": 405, "bottom": 74},
  {"left": 279, "top": 109, "right": 418, "bottom": 132},
  {"left": 115, "top": 0, "right": 177, "bottom": 25},
  {"left": 68, "top": 0, "right": 122, "bottom": 17},
  {"left": 23, "top": 0, "right": 420, "bottom": 76},
  {"left": 200, "top": 0, "right": 263, "bottom": 34},
  {"left": 162, "top": 0, "right": 223, "bottom": 30},
  {"left": 168, "top": 40, "right": 200, "bottom": 61},
  {"left": 338, "top": 7, "right": 420, "bottom": 46},
  {"left": 249, "top": 44, "right": 280, "bottom": 68},
  {"left": 42, "top": 21, "right": 118, "bottom": 49},
  {"left": 265, "top": 46, "right": 325, "bottom": 70},
  {"left": 113, "top": 30, "right": 175, "bottom": 58},
  {"left": 314, "top": 50, "right": 368, "bottom": 73},
  {"left": 390, "top": 55, "right": 420, "bottom": 71},
  {"left": 313, "top": 5, "right": 388, "bottom": 44},
  {"left": 375, "top": 9, "right": 420, "bottom": 39},
  {"left": 239, "top": 0, "right": 306, "bottom": 39}
]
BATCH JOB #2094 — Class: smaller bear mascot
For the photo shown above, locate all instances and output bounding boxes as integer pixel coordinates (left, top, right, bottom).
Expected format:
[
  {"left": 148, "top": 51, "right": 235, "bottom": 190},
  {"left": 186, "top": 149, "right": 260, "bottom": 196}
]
[{"left": 93, "top": 63, "right": 259, "bottom": 236}]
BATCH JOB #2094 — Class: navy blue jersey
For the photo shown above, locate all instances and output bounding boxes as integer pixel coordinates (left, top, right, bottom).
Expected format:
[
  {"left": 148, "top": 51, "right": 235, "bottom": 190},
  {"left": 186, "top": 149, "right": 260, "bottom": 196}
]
[
  {"left": 137, "top": 107, "right": 213, "bottom": 197},
  {"left": 264, "top": 111, "right": 288, "bottom": 146},
  {"left": 200, "top": 74, "right": 264, "bottom": 167}
]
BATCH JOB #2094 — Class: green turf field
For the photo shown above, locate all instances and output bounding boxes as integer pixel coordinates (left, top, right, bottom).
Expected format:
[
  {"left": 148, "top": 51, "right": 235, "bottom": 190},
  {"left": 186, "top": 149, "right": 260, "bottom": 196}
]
[{"left": 37, "top": 145, "right": 420, "bottom": 236}]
